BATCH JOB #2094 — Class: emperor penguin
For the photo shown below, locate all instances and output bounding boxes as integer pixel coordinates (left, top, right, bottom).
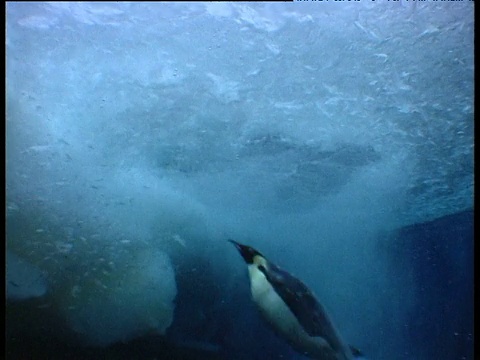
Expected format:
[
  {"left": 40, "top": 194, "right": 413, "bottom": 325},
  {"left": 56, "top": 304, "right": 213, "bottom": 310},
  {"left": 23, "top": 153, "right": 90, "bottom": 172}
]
[{"left": 229, "top": 239, "right": 362, "bottom": 360}]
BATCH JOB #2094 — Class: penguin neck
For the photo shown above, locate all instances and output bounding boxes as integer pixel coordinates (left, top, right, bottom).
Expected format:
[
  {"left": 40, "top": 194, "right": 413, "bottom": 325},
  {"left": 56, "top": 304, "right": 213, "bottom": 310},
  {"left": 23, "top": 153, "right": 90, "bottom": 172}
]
[
  {"left": 247, "top": 261, "right": 270, "bottom": 298},
  {"left": 247, "top": 256, "right": 269, "bottom": 285}
]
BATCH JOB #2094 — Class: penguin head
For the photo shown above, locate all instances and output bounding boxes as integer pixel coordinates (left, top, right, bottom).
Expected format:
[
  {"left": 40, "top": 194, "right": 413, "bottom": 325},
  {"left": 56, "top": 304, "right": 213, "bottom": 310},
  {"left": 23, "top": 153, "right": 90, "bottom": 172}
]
[{"left": 228, "top": 239, "right": 265, "bottom": 265}]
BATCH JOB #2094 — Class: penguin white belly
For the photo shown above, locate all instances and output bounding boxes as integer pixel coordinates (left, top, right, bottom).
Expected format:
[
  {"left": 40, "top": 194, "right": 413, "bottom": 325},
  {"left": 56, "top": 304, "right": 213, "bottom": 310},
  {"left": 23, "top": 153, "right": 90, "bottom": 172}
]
[{"left": 248, "top": 266, "right": 337, "bottom": 360}]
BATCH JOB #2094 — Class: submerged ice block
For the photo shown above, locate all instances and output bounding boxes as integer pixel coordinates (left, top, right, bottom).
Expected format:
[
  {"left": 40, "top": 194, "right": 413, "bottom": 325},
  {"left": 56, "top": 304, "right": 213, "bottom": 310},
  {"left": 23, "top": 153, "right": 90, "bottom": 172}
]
[{"left": 7, "top": 250, "right": 48, "bottom": 301}]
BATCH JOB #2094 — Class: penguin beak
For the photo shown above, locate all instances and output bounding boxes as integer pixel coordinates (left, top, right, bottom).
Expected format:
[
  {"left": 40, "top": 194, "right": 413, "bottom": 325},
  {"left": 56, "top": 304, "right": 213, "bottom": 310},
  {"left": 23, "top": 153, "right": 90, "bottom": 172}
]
[
  {"left": 228, "top": 239, "right": 245, "bottom": 254},
  {"left": 228, "top": 239, "right": 255, "bottom": 264}
]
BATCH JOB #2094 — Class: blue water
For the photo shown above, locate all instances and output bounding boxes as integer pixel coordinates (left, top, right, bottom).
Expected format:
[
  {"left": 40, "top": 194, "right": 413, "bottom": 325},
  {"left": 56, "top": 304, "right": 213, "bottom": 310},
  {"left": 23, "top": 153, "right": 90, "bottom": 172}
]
[{"left": 6, "top": 2, "right": 473, "bottom": 359}]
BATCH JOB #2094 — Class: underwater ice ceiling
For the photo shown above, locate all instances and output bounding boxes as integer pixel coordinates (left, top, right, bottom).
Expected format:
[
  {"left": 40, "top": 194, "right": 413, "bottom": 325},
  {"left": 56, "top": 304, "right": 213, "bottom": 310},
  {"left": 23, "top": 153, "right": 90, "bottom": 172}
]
[{"left": 6, "top": 2, "right": 473, "bottom": 228}]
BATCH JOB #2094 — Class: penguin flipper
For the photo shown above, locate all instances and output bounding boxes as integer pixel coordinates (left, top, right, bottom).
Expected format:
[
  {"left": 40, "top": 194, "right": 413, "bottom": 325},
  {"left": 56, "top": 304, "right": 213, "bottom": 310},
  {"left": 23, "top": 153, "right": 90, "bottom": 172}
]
[{"left": 258, "top": 264, "right": 336, "bottom": 338}]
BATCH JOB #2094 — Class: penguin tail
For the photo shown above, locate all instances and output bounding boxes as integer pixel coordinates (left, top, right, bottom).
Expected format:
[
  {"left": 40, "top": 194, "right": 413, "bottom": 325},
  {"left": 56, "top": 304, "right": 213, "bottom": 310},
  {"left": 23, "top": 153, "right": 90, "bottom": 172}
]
[{"left": 349, "top": 345, "right": 365, "bottom": 358}]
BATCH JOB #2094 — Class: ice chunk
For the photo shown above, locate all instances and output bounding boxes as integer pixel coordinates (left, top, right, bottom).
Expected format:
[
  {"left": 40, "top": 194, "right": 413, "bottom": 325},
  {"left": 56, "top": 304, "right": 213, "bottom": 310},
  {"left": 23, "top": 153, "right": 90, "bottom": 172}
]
[
  {"left": 64, "top": 249, "right": 177, "bottom": 346},
  {"left": 6, "top": 251, "right": 48, "bottom": 301}
]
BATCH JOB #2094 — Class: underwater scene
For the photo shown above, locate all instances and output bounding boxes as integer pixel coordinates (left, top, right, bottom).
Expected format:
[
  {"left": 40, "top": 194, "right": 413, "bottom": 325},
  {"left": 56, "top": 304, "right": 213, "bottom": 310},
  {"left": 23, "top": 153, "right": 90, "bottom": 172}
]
[{"left": 6, "top": 2, "right": 473, "bottom": 360}]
